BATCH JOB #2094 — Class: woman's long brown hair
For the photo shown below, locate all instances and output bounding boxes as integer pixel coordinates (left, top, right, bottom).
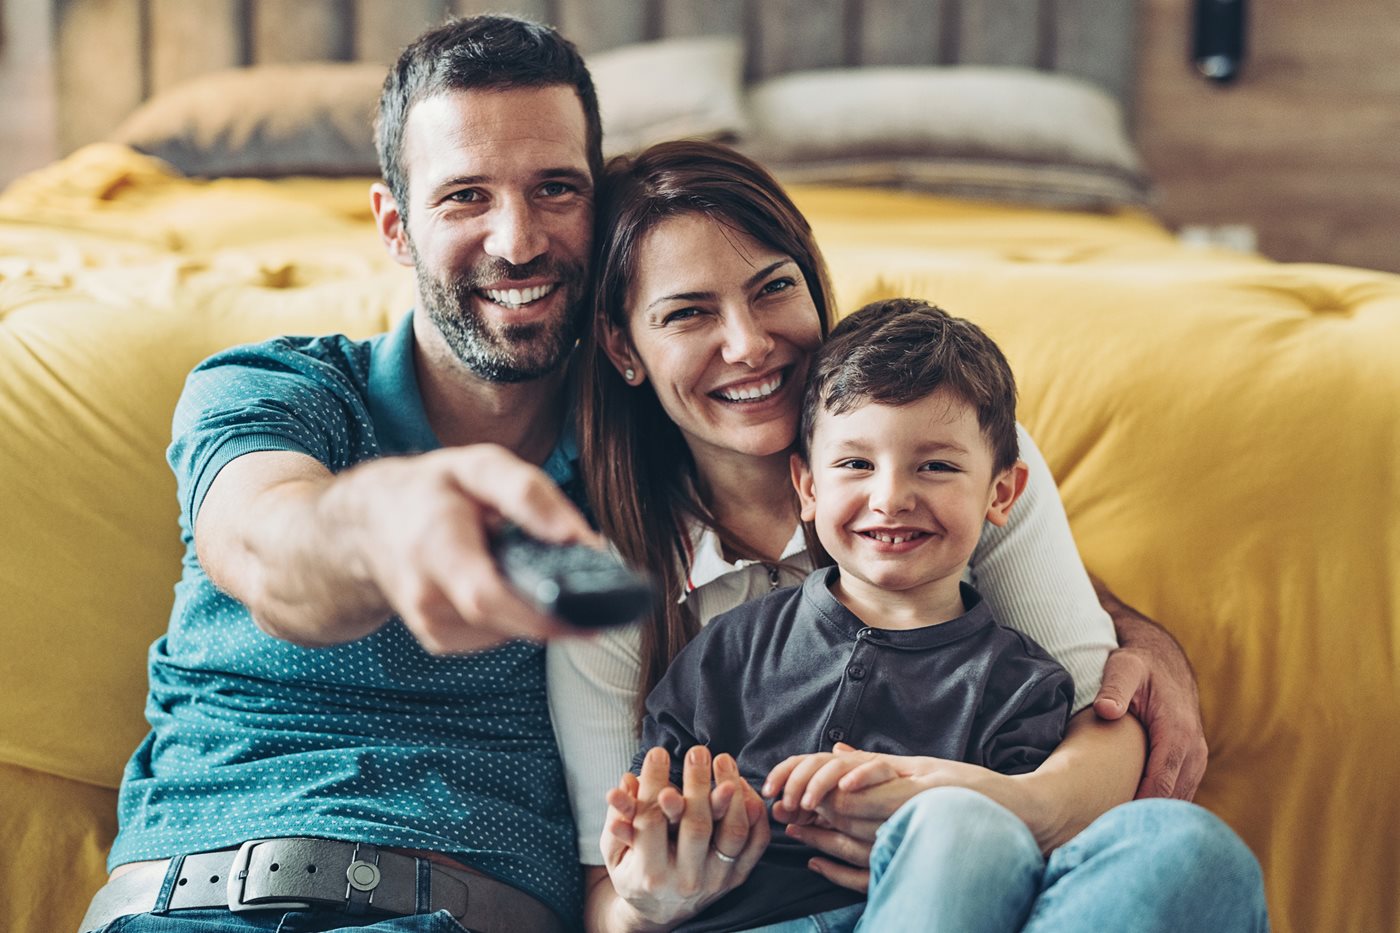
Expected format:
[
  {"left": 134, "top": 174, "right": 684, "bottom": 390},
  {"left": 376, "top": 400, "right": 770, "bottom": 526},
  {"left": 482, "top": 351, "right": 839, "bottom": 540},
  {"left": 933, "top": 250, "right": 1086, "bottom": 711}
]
[{"left": 575, "top": 140, "right": 836, "bottom": 727}]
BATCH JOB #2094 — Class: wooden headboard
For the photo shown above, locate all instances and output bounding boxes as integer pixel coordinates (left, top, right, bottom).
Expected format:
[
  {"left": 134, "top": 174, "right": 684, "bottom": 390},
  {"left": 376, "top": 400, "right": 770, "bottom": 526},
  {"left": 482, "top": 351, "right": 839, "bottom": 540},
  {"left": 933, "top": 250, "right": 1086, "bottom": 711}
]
[{"left": 54, "top": 0, "right": 1138, "bottom": 154}]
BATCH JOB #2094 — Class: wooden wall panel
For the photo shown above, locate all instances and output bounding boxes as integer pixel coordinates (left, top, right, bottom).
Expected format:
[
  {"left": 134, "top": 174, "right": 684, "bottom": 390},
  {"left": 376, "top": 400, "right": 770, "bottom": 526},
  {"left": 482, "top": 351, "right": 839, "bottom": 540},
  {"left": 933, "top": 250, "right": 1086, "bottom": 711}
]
[
  {"left": 355, "top": 0, "right": 448, "bottom": 63},
  {"left": 857, "top": 0, "right": 946, "bottom": 66},
  {"left": 55, "top": 0, "right": 144, "bottom": 151},
  {"left": 149, "top": 0, "right": 244, "bottom": 93},
  {"left": 452, "top": 0, "right": 553, "bottom": 26},
  {"left": 1136, "top": 0, "right": 1400, "bottom": 272},
  {"left": 554, "top": 0, "right": 647, "bottom": 53},
  {"left": 1054, "top": 0, "right": 1138, "bottom": 105},
  {"left": 658, "top": 0, "right": 745, "bottom": 39},
  {"left": 956, "top": 0, "right": 1041, "bottom": 68},
  {"left": 751, "top": 0, "right": 848, "bottom": 77},
  {"left": 251, "top": 0, "right": 353, "bottom": 63}
]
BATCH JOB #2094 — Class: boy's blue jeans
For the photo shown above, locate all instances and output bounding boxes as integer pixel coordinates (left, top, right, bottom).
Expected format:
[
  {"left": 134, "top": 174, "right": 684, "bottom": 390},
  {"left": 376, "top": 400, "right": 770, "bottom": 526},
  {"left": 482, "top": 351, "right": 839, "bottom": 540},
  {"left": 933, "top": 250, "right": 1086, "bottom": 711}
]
[
  {"left": 92, "top": 909, "right": 474, "bottom": 932},
  {"left": 747, "top": 786, "right": 1269, "bottom": 933}
]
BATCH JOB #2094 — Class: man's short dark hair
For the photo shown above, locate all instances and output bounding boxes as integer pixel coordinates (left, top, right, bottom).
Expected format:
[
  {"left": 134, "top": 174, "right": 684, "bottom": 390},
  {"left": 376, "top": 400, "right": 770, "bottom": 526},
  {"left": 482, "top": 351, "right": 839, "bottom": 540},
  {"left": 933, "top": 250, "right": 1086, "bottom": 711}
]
[
  {"left": 797, "top": 298, "right": 1020, "bottom": 473},
  {"left": 374, "top": 15, "right": 603, "bottom": 217}
]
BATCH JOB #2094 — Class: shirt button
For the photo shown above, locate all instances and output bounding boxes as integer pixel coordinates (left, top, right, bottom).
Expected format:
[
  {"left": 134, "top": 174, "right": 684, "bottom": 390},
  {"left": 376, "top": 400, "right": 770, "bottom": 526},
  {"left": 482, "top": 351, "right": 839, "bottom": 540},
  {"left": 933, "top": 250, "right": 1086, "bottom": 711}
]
[
  {"left": 827, "top": 728, "right": 845, "bottom": 743},
  {"left": 847, "top": 665, "right": 865, "bottom": 681},
  {"left": 857, "top": 628, "right": 874, "bottom": 640}
]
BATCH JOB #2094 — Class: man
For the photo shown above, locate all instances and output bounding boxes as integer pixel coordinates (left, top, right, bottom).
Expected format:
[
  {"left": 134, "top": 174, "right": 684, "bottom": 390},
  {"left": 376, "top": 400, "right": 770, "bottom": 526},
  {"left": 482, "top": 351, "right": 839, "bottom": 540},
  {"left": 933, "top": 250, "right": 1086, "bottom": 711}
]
[{"left": 79, "top": 14, "right": 1206, "bottom": 933}]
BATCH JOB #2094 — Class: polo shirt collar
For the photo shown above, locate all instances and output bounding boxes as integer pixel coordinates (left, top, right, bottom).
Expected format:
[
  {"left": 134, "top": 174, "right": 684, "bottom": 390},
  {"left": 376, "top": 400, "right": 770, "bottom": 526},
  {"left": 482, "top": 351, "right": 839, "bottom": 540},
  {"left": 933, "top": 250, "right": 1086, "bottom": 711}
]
[{"left": 368, "top": 311, "right": 440, "bottom": 456}]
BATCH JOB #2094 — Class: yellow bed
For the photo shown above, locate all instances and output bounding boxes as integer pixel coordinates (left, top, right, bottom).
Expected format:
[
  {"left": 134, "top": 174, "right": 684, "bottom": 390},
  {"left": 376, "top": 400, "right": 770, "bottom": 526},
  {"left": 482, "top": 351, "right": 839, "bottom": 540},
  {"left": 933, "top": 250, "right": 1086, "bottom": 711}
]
[{"left": 3, "top": 135, "right": 1397, "bottom": 933}]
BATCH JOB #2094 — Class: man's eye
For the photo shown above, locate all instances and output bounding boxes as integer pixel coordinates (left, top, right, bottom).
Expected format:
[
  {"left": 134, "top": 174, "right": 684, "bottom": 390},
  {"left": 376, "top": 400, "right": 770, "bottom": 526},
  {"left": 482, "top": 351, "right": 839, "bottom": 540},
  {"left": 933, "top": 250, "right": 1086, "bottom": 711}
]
[
  {"left": 541, "top": 181, "right": 575, "bottom": 197},
  {"left": 447, "top": 189, "right": 482, "bottom": 203}
]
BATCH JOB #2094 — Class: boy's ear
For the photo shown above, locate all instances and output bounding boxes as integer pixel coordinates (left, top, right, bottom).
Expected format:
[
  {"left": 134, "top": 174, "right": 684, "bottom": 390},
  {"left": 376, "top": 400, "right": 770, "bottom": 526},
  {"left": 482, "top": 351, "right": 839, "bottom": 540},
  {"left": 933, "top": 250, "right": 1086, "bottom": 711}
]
[
  {"left": 370, "top": 182, "right": 414, "bottom": 268},
  {"left": 790, "top": 453, "right": 818, "bottom": 522},
  {"left": 984, "top": 460, "right": 1029, "bottom": 527},
  {"left": 600, "top": 319, "right": 644, "bottom": 385}
]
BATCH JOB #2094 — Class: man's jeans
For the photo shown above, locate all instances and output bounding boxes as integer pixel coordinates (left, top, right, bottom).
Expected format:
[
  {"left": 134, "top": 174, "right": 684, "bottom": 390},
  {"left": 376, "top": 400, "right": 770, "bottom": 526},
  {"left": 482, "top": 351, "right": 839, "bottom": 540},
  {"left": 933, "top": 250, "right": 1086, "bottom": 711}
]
[
  {"left": 91, "top": 908, "right": 475, "bottom": 932},
  {"left": 748, "top": 786, "right": 1270, "bottom": 933}
]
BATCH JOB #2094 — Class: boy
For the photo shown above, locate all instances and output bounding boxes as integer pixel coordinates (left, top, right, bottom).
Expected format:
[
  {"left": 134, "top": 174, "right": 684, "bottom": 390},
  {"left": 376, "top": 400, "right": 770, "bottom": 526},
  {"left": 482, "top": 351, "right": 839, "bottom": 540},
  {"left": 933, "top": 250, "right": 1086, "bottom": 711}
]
[{"left": 611, "top": 298, "right": 1073, "bottom": 931}]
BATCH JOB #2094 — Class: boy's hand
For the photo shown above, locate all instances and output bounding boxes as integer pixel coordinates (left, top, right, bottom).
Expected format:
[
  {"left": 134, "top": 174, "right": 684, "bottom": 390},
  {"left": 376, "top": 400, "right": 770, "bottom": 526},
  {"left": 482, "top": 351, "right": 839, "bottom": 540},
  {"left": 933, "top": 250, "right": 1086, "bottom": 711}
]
[{"left": 764, "top": 747, "right": 886, "bottom": 823}]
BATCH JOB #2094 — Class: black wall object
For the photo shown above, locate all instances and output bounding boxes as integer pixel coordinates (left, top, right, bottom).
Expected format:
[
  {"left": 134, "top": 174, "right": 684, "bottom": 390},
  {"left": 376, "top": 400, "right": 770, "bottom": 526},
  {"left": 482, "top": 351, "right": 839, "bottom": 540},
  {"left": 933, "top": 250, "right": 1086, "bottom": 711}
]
[{"left": 1193, "top": 0, "right": 1247, "bottom": 83}]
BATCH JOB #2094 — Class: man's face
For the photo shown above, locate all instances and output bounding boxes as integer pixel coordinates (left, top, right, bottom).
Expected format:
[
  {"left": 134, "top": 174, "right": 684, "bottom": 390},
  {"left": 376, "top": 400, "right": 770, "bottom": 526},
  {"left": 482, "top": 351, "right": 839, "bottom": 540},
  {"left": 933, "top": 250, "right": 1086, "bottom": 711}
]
[{"left": 398, "top": 85, "right": 594, "bottom": 382}]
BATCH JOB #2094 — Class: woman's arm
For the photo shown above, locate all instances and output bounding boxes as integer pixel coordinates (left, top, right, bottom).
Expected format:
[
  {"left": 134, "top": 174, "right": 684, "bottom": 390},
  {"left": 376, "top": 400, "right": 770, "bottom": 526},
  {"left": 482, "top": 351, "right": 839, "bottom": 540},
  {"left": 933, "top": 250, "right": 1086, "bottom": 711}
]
[
  {"left": 975, "top": 425, "right": 1205, "bottom": 798},
  {"left": 1090, "top": 575, "right": 1209, "bottom": 800},
  {"left": 774, "top": 710, "right": 1146, "bottom": 890},
  {"left": 969, "top": 425, "right": 1117, "bottom": 712}
]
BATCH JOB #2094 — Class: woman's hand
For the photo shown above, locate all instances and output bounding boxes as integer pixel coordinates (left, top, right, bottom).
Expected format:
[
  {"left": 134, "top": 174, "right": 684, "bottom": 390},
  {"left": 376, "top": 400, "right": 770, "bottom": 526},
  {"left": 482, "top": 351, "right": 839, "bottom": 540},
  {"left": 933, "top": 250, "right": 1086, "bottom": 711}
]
[{"left": 599, "top": 746, "right": 769, "bottom": 931}]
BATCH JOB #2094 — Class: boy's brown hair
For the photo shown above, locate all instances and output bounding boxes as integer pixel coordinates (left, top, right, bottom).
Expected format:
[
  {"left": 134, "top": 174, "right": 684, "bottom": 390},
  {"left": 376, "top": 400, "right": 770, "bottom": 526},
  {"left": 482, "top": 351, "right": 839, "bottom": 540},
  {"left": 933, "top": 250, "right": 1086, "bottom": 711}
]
[{"left": 797, "top": 298, "right": 1020, "bottom": 473}]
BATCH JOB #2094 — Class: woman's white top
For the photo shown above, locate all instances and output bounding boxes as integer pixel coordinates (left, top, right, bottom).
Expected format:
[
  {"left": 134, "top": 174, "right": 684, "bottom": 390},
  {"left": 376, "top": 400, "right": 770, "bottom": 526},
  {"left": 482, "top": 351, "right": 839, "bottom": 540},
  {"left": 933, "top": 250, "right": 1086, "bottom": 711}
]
[{"left": 546, "top": 424, "right": 1116, "bottom": 864}]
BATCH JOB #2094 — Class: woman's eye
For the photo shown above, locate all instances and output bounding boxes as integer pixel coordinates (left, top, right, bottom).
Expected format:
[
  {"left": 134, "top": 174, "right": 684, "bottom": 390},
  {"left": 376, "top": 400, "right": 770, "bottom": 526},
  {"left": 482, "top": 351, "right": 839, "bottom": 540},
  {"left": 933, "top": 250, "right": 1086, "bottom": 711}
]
[
  {"left": 661, "top": 307, "right": 701, "bottom": 325},
  {"left": 540, "top": 181, "right": 575, "bottom": 197},
  {"left": 760, "top": 277, "right": 796, "bottom": 295}
]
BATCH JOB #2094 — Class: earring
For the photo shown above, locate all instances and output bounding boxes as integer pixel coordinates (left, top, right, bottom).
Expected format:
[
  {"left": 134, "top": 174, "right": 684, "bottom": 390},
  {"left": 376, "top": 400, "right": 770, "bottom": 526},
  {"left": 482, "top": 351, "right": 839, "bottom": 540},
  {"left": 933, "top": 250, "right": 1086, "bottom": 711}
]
[{"left": 624, "top": 368, "right": 636, "bottom": 382}]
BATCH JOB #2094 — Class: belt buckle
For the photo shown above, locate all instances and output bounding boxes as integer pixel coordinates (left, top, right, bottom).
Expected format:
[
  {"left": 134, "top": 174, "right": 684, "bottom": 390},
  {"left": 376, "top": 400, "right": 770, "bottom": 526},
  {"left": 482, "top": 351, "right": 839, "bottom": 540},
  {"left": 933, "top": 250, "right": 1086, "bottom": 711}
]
[{"left": 227, "top": 839, "right": 313, "bottom": 913}]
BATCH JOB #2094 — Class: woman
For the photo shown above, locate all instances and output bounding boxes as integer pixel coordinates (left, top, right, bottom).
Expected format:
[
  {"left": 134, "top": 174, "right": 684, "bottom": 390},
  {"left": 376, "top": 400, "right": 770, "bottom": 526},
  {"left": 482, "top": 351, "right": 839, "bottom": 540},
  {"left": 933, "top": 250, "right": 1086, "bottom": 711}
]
[{"left": 547, "top": 141, "right": 1265, "bottom": 932}]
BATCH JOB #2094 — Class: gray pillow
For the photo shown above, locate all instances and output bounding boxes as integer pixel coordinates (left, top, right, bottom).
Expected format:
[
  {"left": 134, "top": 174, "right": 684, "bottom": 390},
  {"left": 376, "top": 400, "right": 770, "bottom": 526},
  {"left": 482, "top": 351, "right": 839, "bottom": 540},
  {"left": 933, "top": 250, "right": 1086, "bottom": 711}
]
[
  {"left": 108, "top": 62, "right": 384, "bottom": 178},
  {"left": 739, "top": 66, "right": 1151, "bottom": 210},
  {"left": 106, "top": 36, "right": 750, "bottom": 178}
]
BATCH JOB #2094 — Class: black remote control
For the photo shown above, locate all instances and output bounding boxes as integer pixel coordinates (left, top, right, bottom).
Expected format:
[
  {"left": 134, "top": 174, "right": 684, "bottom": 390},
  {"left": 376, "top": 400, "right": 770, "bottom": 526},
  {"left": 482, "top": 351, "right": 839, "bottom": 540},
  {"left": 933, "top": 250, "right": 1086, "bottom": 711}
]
[{"left": 491, "top": 524, "right": 657, "bottom": 629}]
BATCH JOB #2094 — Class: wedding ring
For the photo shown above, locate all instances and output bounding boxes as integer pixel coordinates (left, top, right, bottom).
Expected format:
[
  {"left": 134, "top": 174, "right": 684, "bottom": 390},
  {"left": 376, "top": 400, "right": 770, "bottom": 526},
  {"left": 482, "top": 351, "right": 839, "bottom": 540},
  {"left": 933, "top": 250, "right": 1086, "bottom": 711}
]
[{"left": 713, "top": 849, "right": 738, "bottom": 864}]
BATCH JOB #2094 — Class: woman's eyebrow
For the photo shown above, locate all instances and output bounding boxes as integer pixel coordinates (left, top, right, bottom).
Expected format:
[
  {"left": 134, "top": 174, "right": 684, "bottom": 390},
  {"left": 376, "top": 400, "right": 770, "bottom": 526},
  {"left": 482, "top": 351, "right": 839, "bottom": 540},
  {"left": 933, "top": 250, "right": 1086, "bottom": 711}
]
[{"left": 644, "top": 259, "right": 794, "bottom": 313}]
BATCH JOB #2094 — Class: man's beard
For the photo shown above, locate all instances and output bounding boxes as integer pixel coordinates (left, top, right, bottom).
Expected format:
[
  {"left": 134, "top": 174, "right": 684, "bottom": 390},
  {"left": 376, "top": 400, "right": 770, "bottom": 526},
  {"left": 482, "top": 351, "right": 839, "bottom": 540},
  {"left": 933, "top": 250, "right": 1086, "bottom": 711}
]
[{"left": 414, "top": 250, "right": 588, "bottom": 384}]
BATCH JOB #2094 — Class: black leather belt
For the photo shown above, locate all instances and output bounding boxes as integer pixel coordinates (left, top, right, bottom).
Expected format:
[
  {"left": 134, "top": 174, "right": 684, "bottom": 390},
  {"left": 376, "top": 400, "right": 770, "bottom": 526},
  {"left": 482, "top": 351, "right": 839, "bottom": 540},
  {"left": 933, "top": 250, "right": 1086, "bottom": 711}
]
[{"left": 78, "top": 838, "right": 565, "bottom": 933}]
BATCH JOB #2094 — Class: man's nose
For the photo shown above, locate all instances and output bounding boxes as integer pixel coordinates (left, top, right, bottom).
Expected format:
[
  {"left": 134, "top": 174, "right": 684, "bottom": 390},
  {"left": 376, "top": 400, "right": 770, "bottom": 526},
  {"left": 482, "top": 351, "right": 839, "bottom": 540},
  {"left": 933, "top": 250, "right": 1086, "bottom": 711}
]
[
  {"left": 720, "top": 307, "right": 777, "bottom": 367},
  {"left": 483, "top": 197, "right": 548, "bottom": 266}
]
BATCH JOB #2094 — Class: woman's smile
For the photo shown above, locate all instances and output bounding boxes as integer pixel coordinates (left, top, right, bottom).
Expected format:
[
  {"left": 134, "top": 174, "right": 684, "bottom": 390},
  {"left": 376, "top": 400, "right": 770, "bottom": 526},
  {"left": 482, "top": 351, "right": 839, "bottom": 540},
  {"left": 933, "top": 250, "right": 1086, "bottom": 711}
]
[{"left": 610, "top": 213, "right": 824, "bottom": 463}]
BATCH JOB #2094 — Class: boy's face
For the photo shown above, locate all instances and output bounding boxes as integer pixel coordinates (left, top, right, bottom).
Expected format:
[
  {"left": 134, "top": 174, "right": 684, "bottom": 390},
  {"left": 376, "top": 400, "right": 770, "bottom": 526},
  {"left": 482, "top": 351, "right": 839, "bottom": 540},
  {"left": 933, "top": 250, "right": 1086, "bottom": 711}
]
[{"left": 792, "top": 388, "right": 1026, "bottom": 601}]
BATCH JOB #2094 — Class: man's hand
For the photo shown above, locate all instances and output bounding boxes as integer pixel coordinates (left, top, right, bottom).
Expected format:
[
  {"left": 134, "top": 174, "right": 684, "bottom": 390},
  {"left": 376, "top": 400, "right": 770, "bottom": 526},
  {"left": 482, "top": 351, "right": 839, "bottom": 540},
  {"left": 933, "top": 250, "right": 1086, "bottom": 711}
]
[
  {"left": 198, "top": 444, "right": 598, "bottom": 652},
  {"left": 1091, "top": 577, "right": 1209, "bottom": 800}
]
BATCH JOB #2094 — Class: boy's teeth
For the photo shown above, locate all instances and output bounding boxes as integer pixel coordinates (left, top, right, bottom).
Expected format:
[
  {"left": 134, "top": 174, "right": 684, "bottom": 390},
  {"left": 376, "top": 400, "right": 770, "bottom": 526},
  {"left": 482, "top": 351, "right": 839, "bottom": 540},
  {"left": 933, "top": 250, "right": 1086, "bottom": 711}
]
[
  {"left": 483, "top": 284, "right": 554, "bottom": 307},
  {"left": 869, "top": 531, "right": 922, "bottom": 544},
  {"left": 718, "top": 373, "right": 782, "bottom": 401}
]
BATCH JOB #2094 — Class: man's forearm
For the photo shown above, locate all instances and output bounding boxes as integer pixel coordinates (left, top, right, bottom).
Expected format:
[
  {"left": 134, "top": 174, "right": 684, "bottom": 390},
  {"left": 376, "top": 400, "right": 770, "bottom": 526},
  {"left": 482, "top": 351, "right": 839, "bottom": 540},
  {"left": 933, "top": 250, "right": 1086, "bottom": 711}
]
[{"left": 199, "top": 454, "right": 392, "bottom": 646}]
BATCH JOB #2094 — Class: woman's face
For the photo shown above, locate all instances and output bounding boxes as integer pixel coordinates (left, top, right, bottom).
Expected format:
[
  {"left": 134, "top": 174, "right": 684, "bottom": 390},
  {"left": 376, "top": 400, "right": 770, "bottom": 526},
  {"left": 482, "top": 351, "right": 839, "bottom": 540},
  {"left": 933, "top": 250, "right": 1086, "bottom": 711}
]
[{"left": 606, "top": 212, "right": 824, "bottom": 465}]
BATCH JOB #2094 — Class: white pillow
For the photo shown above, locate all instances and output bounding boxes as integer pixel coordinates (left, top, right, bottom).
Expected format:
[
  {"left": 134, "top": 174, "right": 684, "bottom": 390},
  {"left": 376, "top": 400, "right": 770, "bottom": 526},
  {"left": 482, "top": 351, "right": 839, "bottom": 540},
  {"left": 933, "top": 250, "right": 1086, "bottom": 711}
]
[
  {"left": 589, "top": 36, "right": 749, "bottom": 158},
  {"left": 740, "top": 67, "right": 1150, "bottom": 209}
]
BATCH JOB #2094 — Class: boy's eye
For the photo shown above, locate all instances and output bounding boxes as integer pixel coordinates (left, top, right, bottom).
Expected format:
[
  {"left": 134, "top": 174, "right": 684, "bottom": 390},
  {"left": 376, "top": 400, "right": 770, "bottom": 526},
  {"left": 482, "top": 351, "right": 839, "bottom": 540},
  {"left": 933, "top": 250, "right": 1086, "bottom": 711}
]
[
  {"left": 836, "top": 458, "right": 872, "bottom": 471},
  {"left": 919, "top": 461, "right": 957, "bottom": 472}
]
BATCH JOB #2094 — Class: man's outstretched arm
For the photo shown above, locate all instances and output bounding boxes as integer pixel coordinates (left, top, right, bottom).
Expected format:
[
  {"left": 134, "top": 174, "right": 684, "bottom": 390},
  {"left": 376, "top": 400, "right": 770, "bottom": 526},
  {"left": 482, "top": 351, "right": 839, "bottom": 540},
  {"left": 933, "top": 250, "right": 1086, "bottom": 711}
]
[
  {"left": 195, "top": 445, "right": 597, "bottom": 653},
  {"left": 1090, "top": 574, "right": 1209, "bottom": 800}
]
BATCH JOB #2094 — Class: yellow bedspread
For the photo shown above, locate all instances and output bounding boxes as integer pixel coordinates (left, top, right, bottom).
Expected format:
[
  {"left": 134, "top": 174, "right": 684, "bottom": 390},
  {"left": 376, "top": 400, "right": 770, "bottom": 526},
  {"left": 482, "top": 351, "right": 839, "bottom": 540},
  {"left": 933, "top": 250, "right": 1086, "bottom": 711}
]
[{"left": 3, "top": 145, "right": 1397, "bottom": 933}]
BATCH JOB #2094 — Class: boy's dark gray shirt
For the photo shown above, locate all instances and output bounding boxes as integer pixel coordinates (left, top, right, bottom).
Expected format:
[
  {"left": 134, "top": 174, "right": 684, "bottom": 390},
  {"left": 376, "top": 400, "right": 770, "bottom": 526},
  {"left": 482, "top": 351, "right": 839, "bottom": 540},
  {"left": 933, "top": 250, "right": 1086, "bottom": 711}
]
[{"left": 639, "top": 566, "right": 1074, "bottom": 933}]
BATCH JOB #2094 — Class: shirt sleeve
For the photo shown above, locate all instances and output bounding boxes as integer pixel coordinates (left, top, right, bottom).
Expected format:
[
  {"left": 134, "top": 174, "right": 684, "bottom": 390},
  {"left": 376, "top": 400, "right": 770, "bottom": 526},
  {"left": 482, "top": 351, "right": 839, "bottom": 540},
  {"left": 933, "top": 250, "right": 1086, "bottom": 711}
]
[
  {"left": 168, "top": 340, "right": 365, "bottom": 525},
  {"left": 545, "top": 624, "right": 646, "bottom": 865},
  {"left": 967, "top": 424, "right": 1117, "bottom": 713},
  {"left": 982, "top": 661, "right": 1075, "bottom": 775}
]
